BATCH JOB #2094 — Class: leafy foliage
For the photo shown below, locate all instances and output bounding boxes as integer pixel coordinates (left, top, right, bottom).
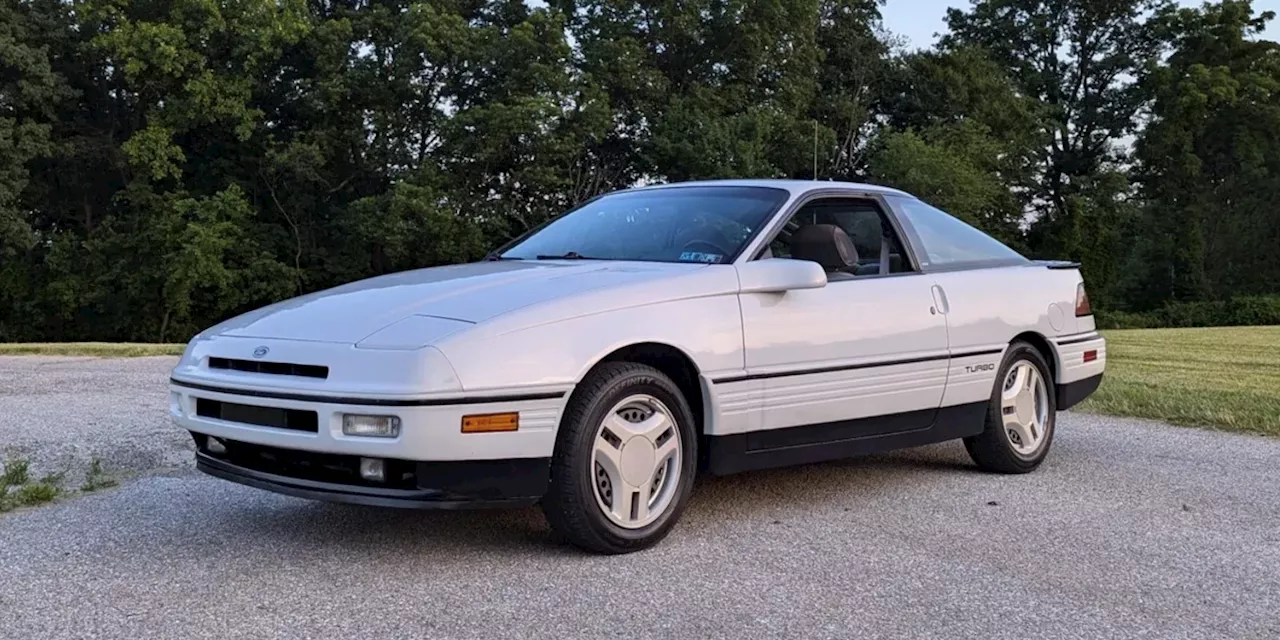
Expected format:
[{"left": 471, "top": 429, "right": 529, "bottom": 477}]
[
  {"left": 0, "top": 0, "right": 1277, "bottom": 341},
  {"left": 940, "top": 0, "right": 1169, "bottom": 306},
  {"left": 0, "top": 458, "right": 63, "bottom": 512},
  {"left": 1130, "top": 0, "right": 1280, "bottom": 307},
  {"left": 1097, "top": 295, "right": 1280, "bottom": 330}
]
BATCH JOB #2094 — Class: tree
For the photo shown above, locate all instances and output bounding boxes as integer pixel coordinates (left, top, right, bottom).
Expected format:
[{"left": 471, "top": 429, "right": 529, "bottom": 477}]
[
  {"left": 2, "top": 0, "right": 1280, "bottom": 340},
  {"left": 809, "top": 0, "right": 895, "bottom": 179},
  {"left": 0, "top": 0, "right": 73, "bottom": 340},
  {"left": 555, "top": 0, "right": 891, "bottom": 183},
  {"left": 941, "top": 0, "right": 1167, "bottom": 303},
  {"left": 1132, "top": 0, "right": 1280, "bottom": 306},
  {"left": 872, "top": 46, "right": 1043, "bottom": 247},
  {"left": 869, "top": 126, "right": 1026, "bottom": 248}
]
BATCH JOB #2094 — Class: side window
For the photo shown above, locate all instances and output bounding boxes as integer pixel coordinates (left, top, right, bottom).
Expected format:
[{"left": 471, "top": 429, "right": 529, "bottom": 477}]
[
  {"left": 763, "top": 198, "right": 913, "bottom": 276},
  {"left": 890, "top": 196, "right": 1028, "bottom": 269}
]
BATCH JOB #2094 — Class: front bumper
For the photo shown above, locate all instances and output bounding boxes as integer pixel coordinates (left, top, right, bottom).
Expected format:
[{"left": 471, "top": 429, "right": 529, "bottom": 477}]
[
  {"left": 192, "top": 434, "right": 550, "bottom": 509},
  {"left": 170, "top": 372, "right": 571, "bottom": 507},
  {"left": 169, "top": 377, "right": 569, "bottom": 462}
]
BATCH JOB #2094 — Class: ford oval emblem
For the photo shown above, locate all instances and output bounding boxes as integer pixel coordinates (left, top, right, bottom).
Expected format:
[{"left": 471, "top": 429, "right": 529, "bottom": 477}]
[{"left": 252, "top": 346, "right": 269, "bottom": 359}]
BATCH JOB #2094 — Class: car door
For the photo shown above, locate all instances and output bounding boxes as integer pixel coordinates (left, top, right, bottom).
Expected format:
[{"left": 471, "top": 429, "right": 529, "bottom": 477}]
[
  {"left": 882, "top": 194, "right": 1047, "bottom": 409},
  {"left": 736, "top": 195, "right": 951, "bottom": 443}
]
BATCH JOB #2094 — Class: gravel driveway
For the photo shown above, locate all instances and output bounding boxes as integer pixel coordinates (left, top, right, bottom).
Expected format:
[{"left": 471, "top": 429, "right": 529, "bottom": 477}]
[
  {"left": 0, "top": 356, "right": 191, "bottom": 485},
  {"left": 1, "top": 356, "right": 1278, "bottom": 639}
]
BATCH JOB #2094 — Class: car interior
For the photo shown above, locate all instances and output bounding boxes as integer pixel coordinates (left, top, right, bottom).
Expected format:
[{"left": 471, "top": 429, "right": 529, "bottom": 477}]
[{"left": 758, "top": 198, "right": 911, "bottom": 280}]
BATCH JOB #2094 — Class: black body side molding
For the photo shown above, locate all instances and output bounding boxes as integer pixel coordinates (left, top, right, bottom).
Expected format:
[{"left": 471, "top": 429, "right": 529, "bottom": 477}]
[
  {"left": 171, "top": 377, "right": 565, "bottom": 407},
  {"left": 705, "top": 402, "right": 989, "bottom": 476}
]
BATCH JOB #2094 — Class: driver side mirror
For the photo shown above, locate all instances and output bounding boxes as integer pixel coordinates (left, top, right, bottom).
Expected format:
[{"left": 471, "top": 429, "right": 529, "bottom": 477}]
[{"left": 737, "top": 258, "right": 828, "bottom": 294}]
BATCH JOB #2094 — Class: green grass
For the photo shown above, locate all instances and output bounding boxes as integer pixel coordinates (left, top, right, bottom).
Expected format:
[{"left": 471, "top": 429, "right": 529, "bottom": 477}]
[
  {"left": 0, "top": 342, "right": 184, "bottom": 357},
  {"left": 0, "top": 458, "right": 64, "bottom": 512},
  {"left": 1, "top": 458, "right": 30, "bottom": 487},
  {"left": 12, "top": 478, "right": 62, "bottom": 506},
  {"left": 80, "top": 457, "right": 118, "bottom": 493},
  {"left": 0, "top": 457, "right": 120, "bottom": 513},
  {"left": 1077, "top": 326, "right": 1280, "bottom": 436}
]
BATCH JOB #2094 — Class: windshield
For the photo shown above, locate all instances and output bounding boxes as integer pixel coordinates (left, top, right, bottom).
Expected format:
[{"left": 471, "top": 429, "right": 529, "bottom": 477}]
[{"left": 498, "top": 186, "right": 790, "bottom": 264}]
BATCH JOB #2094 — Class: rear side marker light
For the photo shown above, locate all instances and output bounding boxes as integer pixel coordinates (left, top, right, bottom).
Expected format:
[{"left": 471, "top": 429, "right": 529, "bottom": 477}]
[
  {"left": 1083, "top": 350, "right": 1098, "bottom": 363},
  {"left": 462, "top": 412, "right": 519, "bottom": 433}
]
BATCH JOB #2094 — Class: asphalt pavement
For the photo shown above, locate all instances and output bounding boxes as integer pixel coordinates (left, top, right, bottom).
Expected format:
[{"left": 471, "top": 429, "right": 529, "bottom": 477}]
[
  {"left": 0, "top": 356, "right": 191, "bottom": 486},
  {"left": 1, "top": 356, "right": 1278, "bottom": 639}
]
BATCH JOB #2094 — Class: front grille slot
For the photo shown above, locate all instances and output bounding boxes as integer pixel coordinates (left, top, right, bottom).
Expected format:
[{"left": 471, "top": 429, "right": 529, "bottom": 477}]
[
  {"left": 208, "top": 357, "right": 329, "bottom": 379},
  {"left": 201, "top": 437, "right": 418, "bottom": 489},
  {"left": 196, "top": 398, "right": 319, "bottom": 433}
]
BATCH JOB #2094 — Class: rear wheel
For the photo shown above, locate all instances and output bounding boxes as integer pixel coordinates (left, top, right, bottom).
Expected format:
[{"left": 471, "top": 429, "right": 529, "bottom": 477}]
[
  {"left": 542, "top": 362, "right": 697, "bottom": 554},
  {"left": 964, "top": 341, "right": 1056, "bottom": 474}
]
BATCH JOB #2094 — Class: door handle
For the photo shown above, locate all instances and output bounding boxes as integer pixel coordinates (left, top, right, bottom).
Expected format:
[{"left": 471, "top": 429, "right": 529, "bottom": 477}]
[{"left": 931, "top": 284, "right": 950, "bottom": 315}]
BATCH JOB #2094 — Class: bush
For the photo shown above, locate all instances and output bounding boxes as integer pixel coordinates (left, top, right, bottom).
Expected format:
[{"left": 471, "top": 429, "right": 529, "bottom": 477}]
[
  {"left": 1224, "top": 296, "right": 1280, "bottom": 326},
  {"left": 1095, "top": 310, "right": 1157, "bottom": 330},
  {"left": 1153, "top": 301, "right": 1214, "bottom": 328},
  {"left": 1, "top": 459, "right": 30, "bottom": 487},
  {"left": 12, "top": 482, "right": 60, "bottom": 507},
  {"left": 1096, "top": 296, "right": 1280, "bottom": 330},
  {"left": 0, "top": 459, "right": 62, "bottom": 512}
]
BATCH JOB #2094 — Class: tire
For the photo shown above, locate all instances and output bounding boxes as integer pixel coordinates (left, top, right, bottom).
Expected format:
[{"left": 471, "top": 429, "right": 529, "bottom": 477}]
[
  {"left": 542, "top": 362, "right": 698, "bottom": 554},
  {"left": 963, "top": 340, "right": 1056, "bottom": 474}
]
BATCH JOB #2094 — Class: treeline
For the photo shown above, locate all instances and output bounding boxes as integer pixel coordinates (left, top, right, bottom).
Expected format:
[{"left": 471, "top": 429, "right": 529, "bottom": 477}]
[{"left": 1, "top": 0, "right": 1278, "bottom": 342}]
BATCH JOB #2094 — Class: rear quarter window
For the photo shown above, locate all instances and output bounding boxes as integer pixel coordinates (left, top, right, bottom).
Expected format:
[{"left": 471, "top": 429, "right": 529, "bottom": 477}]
[{"left": 889, "top": 196, "right": 1028, "bottom": 270}]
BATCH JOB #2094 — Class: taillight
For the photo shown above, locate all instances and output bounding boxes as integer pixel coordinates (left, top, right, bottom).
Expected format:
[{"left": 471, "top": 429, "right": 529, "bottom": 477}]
[{"left": 1075, "top": 283, "right": 1092, "bottom": 317}]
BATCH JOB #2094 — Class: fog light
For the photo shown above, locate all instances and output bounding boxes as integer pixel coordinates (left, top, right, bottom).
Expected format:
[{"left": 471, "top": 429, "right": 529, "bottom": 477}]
[
  {"left": 206, "top": 436, "right": 227, "bottom": 455},
  {"left": 359, "top": 457, "right": 386, "bottom": 482},
  {"left": 342, "top": 414, "right": 401, "bottom": 438}
]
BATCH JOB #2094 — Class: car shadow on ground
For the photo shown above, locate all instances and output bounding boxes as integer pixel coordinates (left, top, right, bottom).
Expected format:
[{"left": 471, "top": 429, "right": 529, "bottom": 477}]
[{"left": 228, "top": 441, "right": 983, "bottom": 557}]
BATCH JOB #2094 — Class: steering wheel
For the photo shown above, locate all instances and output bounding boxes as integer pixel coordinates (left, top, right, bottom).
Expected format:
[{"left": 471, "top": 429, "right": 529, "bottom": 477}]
[{"left": 679, "top": 239, "right": 732, "bottom": 263}]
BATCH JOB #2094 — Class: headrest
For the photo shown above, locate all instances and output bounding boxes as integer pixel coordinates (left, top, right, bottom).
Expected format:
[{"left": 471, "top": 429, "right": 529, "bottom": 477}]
[{"left": 790, "top": 224, "right": 859, "bottom": 271}]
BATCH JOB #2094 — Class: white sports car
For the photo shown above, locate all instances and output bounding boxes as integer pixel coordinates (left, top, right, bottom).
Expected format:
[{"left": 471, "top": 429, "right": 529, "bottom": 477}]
[{"left": 169, "top": 179, "right": 1106, "bottom": 554}]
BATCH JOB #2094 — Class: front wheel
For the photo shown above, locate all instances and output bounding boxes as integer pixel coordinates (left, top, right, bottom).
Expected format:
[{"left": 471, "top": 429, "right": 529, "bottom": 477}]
[
  {"left": 964, "top": 341, "right": 1056, "bottom": 474},
  {"left": 542, "top": 362, "right": 698, "bottom": 554}
]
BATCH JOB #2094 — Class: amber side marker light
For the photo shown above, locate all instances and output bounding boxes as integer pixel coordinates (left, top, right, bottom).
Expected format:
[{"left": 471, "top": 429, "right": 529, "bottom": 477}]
[{"left": 462, "top": 412, "right": 519, "bottom": 433}]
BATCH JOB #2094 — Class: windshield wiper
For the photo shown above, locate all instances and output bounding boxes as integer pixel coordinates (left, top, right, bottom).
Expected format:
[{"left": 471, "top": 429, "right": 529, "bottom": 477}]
[{"left": 534, "top": 252, "right": 605, "bottom": 260}]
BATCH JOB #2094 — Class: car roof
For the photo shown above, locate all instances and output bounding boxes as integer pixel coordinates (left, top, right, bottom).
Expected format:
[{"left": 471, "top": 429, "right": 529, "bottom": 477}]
[{"left": 622, "top": 179, "right": 916, "bottom": 199}]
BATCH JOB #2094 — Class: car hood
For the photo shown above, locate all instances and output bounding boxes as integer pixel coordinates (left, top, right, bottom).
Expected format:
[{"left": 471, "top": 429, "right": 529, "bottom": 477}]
[{"left": 200, "top": 260, "right": 708, "bottom": 345}]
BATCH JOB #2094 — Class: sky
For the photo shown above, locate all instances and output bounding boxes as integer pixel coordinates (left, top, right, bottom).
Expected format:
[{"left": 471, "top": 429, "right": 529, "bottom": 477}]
[{"left": 881, "top": 0, "right": 1280, "bottom": 51}]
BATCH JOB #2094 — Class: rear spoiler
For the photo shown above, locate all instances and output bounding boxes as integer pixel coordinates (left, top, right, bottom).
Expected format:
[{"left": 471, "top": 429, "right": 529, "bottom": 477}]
[{"left": 1033, "top": 260, "right": 1081, "bottom": 270}]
